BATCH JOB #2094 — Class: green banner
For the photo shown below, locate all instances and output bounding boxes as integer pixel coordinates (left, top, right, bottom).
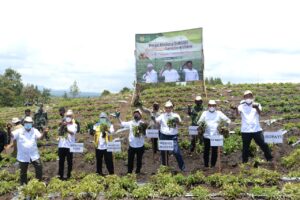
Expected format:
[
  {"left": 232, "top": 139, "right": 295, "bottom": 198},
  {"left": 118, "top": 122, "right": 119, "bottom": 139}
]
[{"left": 135, "top": 28, "right": 203, "bottom": 83}]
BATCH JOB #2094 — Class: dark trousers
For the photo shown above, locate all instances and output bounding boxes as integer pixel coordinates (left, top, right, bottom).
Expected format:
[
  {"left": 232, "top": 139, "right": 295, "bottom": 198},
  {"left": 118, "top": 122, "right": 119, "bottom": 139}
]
[
  {"left": 242, "top": 131, "right": 273, "bottom": 163},
  {"left": 128, "top": 146, "right": 144, "bottom": 174},
  {"left": 19, "top": 159, "right": 43, "bottom": 185},
  {"left": 203, "top": 138, "right": 218, "bottom": 167},
  {"left": 151, "top": 138, "right": 158, "bottom": 154},
  {"left": 58, "top": 148, "right": 73, "bottom": 179},
  {"left": 159, "top": 134, "right": 185, "bottom": 171},
  {"left": 95, "top": 149, "right": 114, "bottom": 175}
]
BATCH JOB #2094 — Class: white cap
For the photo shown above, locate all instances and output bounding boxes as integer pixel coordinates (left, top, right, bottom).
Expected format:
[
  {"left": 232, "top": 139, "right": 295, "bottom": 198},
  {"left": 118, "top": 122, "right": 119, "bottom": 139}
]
[
  {"left": 133, "top": 109, "right": 142, "bottom": 115},
  {"left": 164, "top": 100, "right": 173, "bottom": 107},
  {"left": 244, "top": 90, "right": 253, "bottom": 96},
  {"left": 99, "top": 112, "right": 108, "bottom": 118},
  {"left": 65, "top": 110, "right": 74, "bottom": 116},
  {"left": 208, "top": 100, "right": 217, "bottom": 105},
  {"left": 11, "top": 117, "right": 20, "bottom": 124},
  {"left": 195, "top": 96, "right": 202, "bottom": 101},
  {"left": 147, "top": 63, "right": 154, "bottom": 68},
  {"left": 24, "top": 116, "right": 33, "bottom": 123}
]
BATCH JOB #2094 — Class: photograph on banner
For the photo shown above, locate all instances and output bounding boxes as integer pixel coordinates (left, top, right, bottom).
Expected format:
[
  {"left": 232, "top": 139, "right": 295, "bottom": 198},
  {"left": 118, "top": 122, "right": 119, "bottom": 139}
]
[{"left": 135, "top": 28, "right": 203, "bottom": 84}]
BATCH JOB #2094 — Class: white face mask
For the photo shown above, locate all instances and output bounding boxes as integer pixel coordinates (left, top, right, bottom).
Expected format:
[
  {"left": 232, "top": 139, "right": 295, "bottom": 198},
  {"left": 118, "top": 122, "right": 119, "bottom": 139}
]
[
  {"left": 208, "top": 107, "right": 216, "bottom": 112},
  {"left": 245, "top": 98, "right": 253, "bottom": 104},
  {"left": 65, "top": 117, "right": 72, "bottom": 123}
]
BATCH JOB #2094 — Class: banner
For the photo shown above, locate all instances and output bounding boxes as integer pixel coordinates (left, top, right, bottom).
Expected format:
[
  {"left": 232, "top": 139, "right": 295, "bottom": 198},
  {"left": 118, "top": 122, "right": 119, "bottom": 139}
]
[{"left": 135, "top": 28, "right": 203, "bottom": 83}]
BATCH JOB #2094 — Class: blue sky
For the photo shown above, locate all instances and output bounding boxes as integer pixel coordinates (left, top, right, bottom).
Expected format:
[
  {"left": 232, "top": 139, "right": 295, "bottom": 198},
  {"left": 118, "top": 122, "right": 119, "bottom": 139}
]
[{"left": 0, "top": 0, "right": 299, "bottom": 92}]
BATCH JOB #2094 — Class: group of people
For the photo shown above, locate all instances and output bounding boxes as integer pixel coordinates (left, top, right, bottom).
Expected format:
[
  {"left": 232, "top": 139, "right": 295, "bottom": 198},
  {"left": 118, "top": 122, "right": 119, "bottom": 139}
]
[
  {"left": 142, "top": 61, "right": 199, "bottom": 83},
  {"left": 0, "top": 89, "right": 273, "bottom": 185}
]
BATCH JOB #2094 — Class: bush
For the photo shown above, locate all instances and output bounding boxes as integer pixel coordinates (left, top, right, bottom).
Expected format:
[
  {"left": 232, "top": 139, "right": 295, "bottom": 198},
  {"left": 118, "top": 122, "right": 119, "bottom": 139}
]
[
  {"left": 132, "top": 184, "right": 154, "bottom": 200},
  {"left": 281, "top": 148, "right": 300, "bottom": 169},
  {"left": 190, "top": 186, "right": 210, "bottom": 200}
]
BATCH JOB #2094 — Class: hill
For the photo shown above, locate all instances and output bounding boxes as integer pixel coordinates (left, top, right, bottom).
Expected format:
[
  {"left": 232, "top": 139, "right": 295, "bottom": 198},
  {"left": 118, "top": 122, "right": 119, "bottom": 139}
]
[{"left": 0, "top": 82, "right": 299, "bottom": 199}]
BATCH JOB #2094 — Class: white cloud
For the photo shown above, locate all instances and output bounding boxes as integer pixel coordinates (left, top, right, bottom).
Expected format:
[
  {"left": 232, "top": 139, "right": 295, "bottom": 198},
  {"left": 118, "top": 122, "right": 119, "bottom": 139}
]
[{"left": 0, "top": 0, "right": 299, "bottom": 92}]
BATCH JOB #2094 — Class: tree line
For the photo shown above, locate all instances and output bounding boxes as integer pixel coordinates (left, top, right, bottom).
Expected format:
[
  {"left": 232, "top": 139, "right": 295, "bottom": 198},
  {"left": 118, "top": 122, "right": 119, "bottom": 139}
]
[{"left": 0, "top": 68, "right": 51, "bottom": 107}]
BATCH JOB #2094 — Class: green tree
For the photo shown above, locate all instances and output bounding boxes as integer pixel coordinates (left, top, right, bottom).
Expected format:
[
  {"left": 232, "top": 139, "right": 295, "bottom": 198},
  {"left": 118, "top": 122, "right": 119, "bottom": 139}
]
[
  {"left": 41, "top": 88, "right": 51, "bottom": 103},
  {"left": 100, "top": 90, "right": 110, "bottom": 97},
  {"left": 22, "top": 84, "right": 40, "bottom": 105},
  {"left": 0, "top": 68, "right": 24, "bottom": 106},
  {"left": 69, "top": 81, "right": 80, "bottom": 98},
  {"left": 63, "top": 91, "right": 68, "bottom": 99},
  {"left": 120, "top": 87, "right": 131, "bottom": 94}
]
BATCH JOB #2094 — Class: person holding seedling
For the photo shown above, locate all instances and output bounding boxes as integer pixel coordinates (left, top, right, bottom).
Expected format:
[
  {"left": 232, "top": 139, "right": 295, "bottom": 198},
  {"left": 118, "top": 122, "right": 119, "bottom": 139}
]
[
  {"left": 197, "top": 100, "right": 231, "bottom": 168},
  {"left": 116, "top": 109, "right": 147, "bottom": 174},
  {"left": 139, "top": 102, "right": 161, "bottom": 155},
  {"left": 159, "top": 62, "right": 180, "bottom": 83},
  {"left": 231, "top": 90, "right": 273, "bottom": 163},
  {"left": 93, "top": 112, "right": 115, "bottom": 175},
  {"left": 187, "top": 95, "right": 204, "bottom": 153},
  {"left": 153, "top": 100, "right": 185, "bottom": 171},
  {"left": 57, "top": 110, "right": 77, "bottom": 180},
  {"left": 34, "top": 104, "right": 49, "bottom": 140},
  {"left": 58, "top": 107, "right": 81, "bottom": 134},
  {"left": 8, "top": 117, "right": 44, "bottom": 185}
]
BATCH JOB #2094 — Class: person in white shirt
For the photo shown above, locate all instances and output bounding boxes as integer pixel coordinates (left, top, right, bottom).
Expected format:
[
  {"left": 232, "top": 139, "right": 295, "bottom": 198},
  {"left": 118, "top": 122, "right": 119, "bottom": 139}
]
[
  {"left": 182, "top": 61, "right": 199, "bottom": 81},
  {"left": 93, "top": 112, "right": 114, "bottom": 175},
  {"left": 198, "top": 100, "right": 231, "bottom": 168},
  {"left": 58, "top": 110, "right": 77, "bottom": 180},
  {"left": 153, "top": 100, "right": 185, "bottom": 171},
  {"left": 231, "top": 90, "right": 272, "bottom": 163},
  {"left": 117, "top": 109, "right": 147, "bottom": 174},
  {"left": 143, "top": 63, "right": 158, "bottom": 83},
  {"left": 159, "top": 62, "right": 180, "bottom": 82},
  {"left": 10, "top": 116, "right": 43, "bottom": 185}
]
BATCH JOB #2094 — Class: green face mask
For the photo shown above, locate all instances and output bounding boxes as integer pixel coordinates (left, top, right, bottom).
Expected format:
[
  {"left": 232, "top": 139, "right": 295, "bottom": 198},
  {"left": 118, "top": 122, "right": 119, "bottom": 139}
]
[{"left": 99, "top": 118, "right": 107, "bottom": 124}]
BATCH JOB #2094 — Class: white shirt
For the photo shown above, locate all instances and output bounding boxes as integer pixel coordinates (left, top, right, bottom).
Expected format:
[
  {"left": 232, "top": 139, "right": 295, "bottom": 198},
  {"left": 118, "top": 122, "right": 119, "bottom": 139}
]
[
  {"left": 238, "top": 102, "right": 262, "bottom": 133},
  {"left": 162, "top": 69, "right": 180, "bottom": 82},
  {"left": 121, "top": 120, "right": 145, "bottom": 148},
  {"left": 93, "top": 124, "right": 115, "bottom": 150},
  {"left": 12, "top": 127, "right": 42, "bottom": 162},
  {"left": 198, "top": 110, "right": 231, "bottom": 139},
  {"left": 58, "top": 123, "right": 77, "bottom": 148},
  {"left": 183, "top": 68, "right": 199, "bottom": 81},
  {"left": 143, "top": 70, "right": 158, "bottom": 83},
  {"left": 156, "top": 112, "right": 182, "bottom": 135}
]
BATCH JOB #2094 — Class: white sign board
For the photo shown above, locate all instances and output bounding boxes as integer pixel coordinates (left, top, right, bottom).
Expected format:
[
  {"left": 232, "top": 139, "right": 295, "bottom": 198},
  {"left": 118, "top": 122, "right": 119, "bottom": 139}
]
[
  {"left": 264, "top": 131, "right": 283, "bottom": 144},
  {"left": 209, "top": 135, "right": 224, "bottom": 147},
  {"left": 146, "top": 129, "right": 159, "bottom": 138},
  {"left": 70, "top": 143, "right": 84, "bottom": 153},
  {"left": 158, "top": 140, "right": 174, "bottom": 151},
  {"left": 107, "top": 141, "right": 122, "bottom": 152},
  {"left": 189, "top": 126, "right": 199, "bottom": 135}
]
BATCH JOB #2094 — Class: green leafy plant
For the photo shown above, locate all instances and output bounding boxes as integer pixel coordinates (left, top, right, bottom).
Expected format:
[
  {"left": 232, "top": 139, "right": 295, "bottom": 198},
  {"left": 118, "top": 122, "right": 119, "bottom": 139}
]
[
  {"left": 167, "top": 117, "right": 179, "bottom": 128},
  {"left": 84, "top": 152, "right": 95, "bottom": 164},
  {"left": 190, "top": 186, "right": 210, "bottom": 200},
  {"left": 282, "top": 182, "right": 300, "bottom": 199},
  {"left": 0, "top": 181, "right": 18, "bottom": 195},
  {"left": 249, "top": 186, "right": 281, "bottom": 200},
  {"left": 21, "top": 179, "right": 47, "bottom": 198},
  {"left": 281, "top": 148, "right": 300, "bottom": 169},
  {"left": 159, "top": 182, "right": 185, "bottom": 197},
  {"left": 133, "top": 122, "right": 148, "bottom": 137},
  {"left": 222, "top": 183, "right": 246, "bottom": 200},
  {"left": 132, "top": 184, "right": 154, "bottom": 200}
]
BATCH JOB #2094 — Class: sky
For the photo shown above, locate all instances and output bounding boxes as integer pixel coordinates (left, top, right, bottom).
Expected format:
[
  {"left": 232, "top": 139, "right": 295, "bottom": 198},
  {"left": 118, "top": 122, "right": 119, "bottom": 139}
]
[{"left": 0, "top": 0, "right": 299, "bottom": 93}]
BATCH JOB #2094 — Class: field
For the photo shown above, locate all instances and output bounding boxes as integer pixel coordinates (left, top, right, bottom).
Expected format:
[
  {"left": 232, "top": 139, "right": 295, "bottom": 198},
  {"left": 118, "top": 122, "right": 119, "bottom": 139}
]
[{"left": 0, "top": 82, "right": 300, "bottom": 199}]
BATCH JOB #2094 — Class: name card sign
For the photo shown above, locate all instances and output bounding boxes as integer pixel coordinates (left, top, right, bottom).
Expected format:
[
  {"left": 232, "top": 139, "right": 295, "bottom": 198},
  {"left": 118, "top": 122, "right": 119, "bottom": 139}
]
[
  {"left": 209, "top": 135, "right": 224, "bottom": 147},
  {"left": 70, "top": 143, "right": 84, "bottom": 153},
  {"left": 146, "top": 129, "right": 159, "bottom": 138},
  {"left": 189, "top": 126, "right": 199, "bottom": 135},
  {"left": 264, "top": 131, "right": 283, "bottom": 144},
  {"left": 107, "top": 141, "right": 122, "bottom": 152},
  {"left": 158, "top": 140, "right": 174, "bottom": 151}
]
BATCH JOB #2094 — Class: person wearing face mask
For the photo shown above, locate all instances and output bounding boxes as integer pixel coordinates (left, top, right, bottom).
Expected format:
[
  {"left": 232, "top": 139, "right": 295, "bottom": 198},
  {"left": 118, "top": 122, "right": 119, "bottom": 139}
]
[
  {"left": 138, "top": 102, "right": 161, "bottom": 155},
  {"left": 59, "top": 107, "right": 81, "bottom": 134},
  {"left": 8, "top": 117, "right": 43, "bottom": 185},
  {"left": 231, "top": 90, "right": 273, "bottom": 163},
  {"left": 197, "top": 100, "right": 231, "bottom": 168},
  {"left": 93, "top": 112, "right": 115, "bottom": 175},
  {"left": 57, "top": 110, "right": 77, "bottom": 180},
  {"left": 188, "top": 96, "right": 204, "bottom": 153},
  {"left": 116, "top": 109, "right": 146, "bottom": 174},
  {"left": 153, "top": 100, "right": 185, "bottom": 171}
]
